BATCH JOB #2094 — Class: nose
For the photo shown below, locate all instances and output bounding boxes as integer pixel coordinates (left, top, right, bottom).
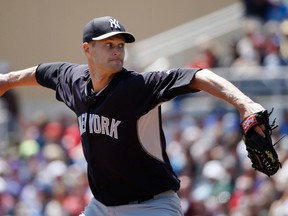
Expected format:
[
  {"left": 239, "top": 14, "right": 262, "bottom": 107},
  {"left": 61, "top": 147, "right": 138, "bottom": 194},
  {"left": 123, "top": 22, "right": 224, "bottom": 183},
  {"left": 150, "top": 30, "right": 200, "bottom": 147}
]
[{"left": 113, "top": 47, "right": 123, "bottom": 56}]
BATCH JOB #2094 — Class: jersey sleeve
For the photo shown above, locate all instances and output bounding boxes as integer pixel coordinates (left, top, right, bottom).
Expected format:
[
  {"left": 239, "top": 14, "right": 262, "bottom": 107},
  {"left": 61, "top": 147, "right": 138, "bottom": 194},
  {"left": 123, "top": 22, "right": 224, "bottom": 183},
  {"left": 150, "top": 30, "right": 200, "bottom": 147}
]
[
  {"left": 35, "top": 62, "right": 64, "bottom": 90},
  {"left": 35, "top": 62, "right": 82, "bottom": 110},
  {"left": 144, "top": 68, "right": 202, "bottom": 102}
]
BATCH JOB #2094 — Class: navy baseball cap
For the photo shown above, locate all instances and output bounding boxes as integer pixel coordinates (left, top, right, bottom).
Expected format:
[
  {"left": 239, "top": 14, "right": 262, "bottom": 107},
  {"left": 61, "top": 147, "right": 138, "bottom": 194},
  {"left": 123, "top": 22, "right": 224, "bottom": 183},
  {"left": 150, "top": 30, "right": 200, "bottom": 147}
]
[{"left": 83, "top": 16, "right": 135, "bottom": 43}]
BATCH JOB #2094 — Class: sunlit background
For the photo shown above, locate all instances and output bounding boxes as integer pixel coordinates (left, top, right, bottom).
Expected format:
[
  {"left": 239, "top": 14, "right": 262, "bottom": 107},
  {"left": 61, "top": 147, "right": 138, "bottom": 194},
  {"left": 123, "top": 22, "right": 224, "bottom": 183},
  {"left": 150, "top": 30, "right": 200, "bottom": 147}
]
[{"left": 1, "top": 0, "right": 288, "bottom": 215}]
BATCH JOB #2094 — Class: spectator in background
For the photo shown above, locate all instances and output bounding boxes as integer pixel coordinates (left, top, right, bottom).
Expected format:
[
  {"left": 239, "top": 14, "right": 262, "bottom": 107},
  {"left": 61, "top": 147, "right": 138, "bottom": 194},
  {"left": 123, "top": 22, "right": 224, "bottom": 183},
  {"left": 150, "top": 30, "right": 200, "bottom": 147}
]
[
  {"left": 266, "top": 0, "right": 288, "bottom": 22},
  {"left": 231, "top": 19, "right": 264, "bottom": 68},
  {"left": 279, "top": 109, "right": 288, "bottom": 135},
  {"left": 241, "top": 0, "right": 270, "bottom": 22},
  {"left": 279, "top": 19, "right": 288, "bottom": 64},
  {"left": 241, "top": 0, "right": 288, "bottom": 22},
  {"left": 0, "top": 62, "right": 21, "bottom": 152},
  {"left": 186, "top": 42, "right": 219, "bottom": 69}
]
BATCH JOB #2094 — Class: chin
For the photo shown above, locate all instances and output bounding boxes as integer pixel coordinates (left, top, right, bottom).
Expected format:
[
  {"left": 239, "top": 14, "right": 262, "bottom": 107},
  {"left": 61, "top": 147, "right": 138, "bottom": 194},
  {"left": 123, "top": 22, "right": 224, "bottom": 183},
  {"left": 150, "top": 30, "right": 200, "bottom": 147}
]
[{"left": 111, "top": 65, "right": 123, "bottom": 72}]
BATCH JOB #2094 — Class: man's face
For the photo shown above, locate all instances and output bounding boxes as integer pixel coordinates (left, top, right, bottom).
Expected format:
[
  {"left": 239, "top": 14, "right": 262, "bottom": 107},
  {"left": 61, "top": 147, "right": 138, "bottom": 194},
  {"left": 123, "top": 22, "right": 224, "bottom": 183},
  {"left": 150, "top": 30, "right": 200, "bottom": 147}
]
[{"left": 87, "top": 35, "right": 126, "bottom": 74}]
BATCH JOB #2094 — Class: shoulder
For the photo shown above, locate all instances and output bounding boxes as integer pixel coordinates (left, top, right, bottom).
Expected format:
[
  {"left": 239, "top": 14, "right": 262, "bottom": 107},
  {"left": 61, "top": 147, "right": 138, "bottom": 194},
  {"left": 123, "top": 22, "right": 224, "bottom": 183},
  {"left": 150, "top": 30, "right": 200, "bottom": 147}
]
[
  {"left": 36, "top": 62, "right": 90, "bottom": 88},
  {"left": 131, "top": 68, "right": 200, "bottom": 80},
  {"left": 37, "top": 62, "right": 88, "bottom": 72},
  {"left": 37, "top": 62, "right": 89, "bottom": 78}
]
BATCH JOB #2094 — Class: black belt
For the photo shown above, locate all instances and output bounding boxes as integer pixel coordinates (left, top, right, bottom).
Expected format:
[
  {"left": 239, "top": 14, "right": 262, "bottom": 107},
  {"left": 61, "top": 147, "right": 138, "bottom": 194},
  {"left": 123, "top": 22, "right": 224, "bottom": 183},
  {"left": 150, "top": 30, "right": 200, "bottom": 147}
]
[
  {"left": 127, "top": 195, "right": 155, "bottom": 205},
  {"left": 106, "top": 190, "right": 175, "bottom": 206},
  {"left": 106, "top": 195, "right": 154, "bottom": 206}
]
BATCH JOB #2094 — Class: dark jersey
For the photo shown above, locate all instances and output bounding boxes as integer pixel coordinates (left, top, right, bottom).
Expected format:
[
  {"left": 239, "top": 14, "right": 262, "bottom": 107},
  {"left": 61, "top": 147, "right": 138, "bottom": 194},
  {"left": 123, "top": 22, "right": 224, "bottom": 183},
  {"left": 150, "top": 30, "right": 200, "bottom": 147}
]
[{"left": 35, "top": 62, "right": 200, "bottom": 206}]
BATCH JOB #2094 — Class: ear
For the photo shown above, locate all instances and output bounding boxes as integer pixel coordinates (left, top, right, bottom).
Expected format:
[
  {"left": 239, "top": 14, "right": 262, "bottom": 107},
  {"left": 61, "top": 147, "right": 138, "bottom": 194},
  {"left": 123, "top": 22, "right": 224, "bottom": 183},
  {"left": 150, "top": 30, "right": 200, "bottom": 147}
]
[{"left": 82, "top": 42, "right": 90, "bottom": 54}]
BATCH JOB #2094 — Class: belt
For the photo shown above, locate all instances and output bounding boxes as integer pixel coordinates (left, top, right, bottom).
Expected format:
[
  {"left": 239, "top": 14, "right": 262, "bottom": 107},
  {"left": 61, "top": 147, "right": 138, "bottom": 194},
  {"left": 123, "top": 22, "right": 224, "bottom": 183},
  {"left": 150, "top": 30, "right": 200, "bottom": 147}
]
[
  {"left": 121, "top": 190, "right": 175, "bottom": 205},
  {"left": 104, "top": 190, "right": 175, "bottom": 206}
]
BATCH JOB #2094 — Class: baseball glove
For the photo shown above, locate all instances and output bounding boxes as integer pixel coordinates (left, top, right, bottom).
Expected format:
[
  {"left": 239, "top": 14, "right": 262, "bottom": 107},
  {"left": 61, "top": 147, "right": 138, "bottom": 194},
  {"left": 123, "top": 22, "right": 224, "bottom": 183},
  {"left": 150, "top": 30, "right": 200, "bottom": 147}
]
[{"left": 241, "top": 109, "right": 281, "bottom": 177}]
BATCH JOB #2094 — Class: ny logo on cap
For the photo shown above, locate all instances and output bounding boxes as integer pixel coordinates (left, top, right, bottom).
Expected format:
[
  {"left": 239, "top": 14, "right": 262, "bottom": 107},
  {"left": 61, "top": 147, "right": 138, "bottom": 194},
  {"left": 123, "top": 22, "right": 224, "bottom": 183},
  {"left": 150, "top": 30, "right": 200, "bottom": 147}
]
[{"left": 109, "top": 18, "right": 121, "bottom": 30}]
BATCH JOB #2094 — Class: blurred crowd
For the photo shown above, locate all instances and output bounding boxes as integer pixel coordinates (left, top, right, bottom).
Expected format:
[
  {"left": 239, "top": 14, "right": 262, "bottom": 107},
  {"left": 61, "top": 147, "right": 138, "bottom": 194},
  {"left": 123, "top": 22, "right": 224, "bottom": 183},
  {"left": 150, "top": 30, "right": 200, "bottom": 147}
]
[
  {"left": 0, "top": 103, "right": 91, "bottom": 215},
  {"left": 1, "top": 0, "right": 288, "bottom": 216}
]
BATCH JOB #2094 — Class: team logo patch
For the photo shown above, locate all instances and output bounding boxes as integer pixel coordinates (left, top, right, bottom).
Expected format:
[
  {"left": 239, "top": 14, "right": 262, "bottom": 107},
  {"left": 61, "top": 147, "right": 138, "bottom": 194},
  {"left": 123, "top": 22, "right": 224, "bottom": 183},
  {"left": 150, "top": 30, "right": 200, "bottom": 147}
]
[
  {"left": 109, "top": 18, "right": 121, "bottom": 30},
  {"left": 242, "top": 115, "right": 258, "bottom": 134}
]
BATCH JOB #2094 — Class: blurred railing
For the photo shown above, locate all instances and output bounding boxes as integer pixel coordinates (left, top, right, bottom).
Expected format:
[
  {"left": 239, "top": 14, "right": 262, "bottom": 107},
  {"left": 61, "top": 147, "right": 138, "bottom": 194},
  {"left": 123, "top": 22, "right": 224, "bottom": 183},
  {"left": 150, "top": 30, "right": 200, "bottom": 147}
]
[
  {"left": 213, "top": 66, "right": 288, "bottom": 96},
  {"left": 128, "top": 3, "right": 244, "bottom": 69},
  {"left": 162, "top": 66, "right": 288, "bottom": 122}
]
